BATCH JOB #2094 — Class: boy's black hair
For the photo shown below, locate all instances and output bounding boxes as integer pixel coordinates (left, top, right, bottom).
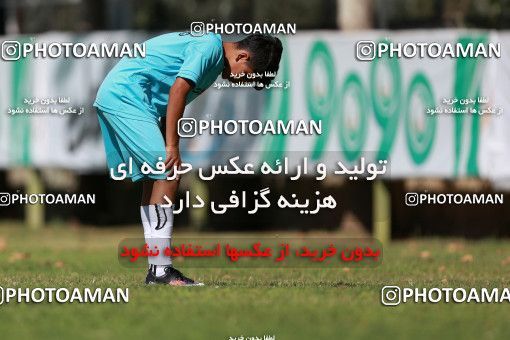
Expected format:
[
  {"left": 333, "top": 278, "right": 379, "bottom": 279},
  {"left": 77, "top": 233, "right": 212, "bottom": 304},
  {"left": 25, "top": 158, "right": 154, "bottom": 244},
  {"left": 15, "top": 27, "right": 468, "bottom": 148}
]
[{"left": 236, "top": 34, "right": 283, "bottom": 90}]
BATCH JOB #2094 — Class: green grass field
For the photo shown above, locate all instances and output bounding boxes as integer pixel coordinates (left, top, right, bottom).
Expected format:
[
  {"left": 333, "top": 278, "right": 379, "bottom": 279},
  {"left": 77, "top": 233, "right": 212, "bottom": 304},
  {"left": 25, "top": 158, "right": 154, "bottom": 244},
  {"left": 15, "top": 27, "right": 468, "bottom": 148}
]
[{"left": 1, "top": 223, "right": 510, "bottom": 339}]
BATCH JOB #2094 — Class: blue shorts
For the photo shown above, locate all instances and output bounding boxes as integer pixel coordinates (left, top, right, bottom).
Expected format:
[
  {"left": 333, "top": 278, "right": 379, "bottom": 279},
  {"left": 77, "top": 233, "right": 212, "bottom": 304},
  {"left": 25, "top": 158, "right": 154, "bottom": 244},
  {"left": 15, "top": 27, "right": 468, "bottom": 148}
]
[{"left": 96, "top": 108, "right": 168, "bottom": 182}]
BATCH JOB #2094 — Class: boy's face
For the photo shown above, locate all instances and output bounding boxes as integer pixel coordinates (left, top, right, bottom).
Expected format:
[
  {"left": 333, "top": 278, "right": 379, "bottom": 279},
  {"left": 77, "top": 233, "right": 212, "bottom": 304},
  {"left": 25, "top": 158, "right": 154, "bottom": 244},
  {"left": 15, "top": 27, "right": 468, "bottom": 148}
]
[{"left": 222, "top": 50, "right": 254, "bottom": 83}]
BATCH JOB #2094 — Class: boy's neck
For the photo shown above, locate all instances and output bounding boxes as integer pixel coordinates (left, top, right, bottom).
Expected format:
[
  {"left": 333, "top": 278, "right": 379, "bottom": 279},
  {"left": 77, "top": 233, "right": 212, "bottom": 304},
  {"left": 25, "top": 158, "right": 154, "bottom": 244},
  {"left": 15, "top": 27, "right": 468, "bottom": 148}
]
[{"left": 222, "top": 41, "right": 236, "bottom": 60}]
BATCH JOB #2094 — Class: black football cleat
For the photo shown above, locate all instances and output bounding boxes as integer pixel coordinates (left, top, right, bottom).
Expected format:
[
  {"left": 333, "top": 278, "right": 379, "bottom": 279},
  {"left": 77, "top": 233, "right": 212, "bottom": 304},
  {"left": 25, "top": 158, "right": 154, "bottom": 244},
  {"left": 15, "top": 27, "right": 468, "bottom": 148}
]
[{"left": 145, "top": 266, "right": 204, "bottom": 286}]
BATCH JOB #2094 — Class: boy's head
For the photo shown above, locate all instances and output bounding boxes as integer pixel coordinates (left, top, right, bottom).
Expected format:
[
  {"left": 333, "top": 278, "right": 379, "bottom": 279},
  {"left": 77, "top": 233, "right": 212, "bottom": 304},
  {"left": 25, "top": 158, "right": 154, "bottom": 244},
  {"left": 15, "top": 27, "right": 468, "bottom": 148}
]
[{"left": 222, "top": 34, "right": 283, "bottom": 89}]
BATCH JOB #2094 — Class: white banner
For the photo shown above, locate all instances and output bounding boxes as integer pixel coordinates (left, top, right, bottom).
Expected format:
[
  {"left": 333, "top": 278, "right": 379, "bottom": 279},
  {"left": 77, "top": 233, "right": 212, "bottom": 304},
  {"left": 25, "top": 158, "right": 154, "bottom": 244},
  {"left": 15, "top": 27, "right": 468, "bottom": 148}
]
[{"left": 0, "top": 30, "right": 508, "bottom": 183}]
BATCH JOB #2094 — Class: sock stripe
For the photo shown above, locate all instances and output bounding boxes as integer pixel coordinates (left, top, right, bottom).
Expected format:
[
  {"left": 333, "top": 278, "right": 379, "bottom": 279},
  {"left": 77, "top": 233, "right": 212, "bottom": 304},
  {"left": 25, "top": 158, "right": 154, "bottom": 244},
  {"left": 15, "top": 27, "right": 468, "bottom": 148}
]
[
  {"left": 154, "top": 204, "right": 162, "bottom": 230},
  {"left": 162, "top": 207, "right": 167, "bottom": 228}
]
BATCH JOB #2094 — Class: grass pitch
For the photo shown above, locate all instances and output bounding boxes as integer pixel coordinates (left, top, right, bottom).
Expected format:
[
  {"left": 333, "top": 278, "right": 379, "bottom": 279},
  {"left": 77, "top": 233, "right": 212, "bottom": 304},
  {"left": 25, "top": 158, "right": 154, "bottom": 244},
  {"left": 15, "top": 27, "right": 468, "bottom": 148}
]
[{"left": 1, "top": 223, "right": 510, "bottom": 339}]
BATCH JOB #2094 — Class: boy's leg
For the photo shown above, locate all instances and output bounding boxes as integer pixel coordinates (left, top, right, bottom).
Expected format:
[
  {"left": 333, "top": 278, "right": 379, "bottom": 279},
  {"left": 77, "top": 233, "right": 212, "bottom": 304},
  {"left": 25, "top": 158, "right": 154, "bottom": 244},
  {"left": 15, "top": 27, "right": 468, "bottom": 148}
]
[
  {"left": 141, "top": 181, "right": 153, "bottom": 206},
  {"left": 96, "top": 109, "right": 201, "bottom": 285},
  {"left": 95, "top": 109, "right": 199, "bottom": 284},
  {"left": 141, "top": 117, "right": 176, "bottom": 278},
  {"left": 141, "top": 178, "right": 202, "bottom": 285},
  {"left": 141, "top": 179, "right": 177, "bottom": 274},
  {"left": 150, "top": 178, "right": 179, "bottom": 205},
  {"left": 140, "top": 179, "right": 175, "bottom": 278}
]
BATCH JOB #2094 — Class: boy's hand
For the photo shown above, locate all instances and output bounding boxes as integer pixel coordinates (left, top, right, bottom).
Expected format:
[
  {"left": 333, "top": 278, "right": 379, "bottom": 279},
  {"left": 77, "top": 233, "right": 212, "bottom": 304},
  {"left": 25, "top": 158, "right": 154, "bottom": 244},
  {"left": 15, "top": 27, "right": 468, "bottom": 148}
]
[{"left": 165, "top": 145, "right": 181, "bottom": 171}]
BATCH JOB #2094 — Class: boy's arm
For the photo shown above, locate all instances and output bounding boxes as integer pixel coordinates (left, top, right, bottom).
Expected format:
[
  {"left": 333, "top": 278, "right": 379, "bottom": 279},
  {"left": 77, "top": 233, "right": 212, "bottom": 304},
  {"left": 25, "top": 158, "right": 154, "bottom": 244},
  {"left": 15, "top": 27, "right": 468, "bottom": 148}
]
[{"left": 164, "top": 77, "right": 193, "bottom": 170}]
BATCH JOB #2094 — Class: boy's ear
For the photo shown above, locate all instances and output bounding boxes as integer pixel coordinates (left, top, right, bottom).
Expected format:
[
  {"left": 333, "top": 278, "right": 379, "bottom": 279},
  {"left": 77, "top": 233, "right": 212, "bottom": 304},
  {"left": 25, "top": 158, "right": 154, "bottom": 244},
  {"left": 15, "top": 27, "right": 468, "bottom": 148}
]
[{"left": 235, "top": 51, "right": 250, "bottom": 62}]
